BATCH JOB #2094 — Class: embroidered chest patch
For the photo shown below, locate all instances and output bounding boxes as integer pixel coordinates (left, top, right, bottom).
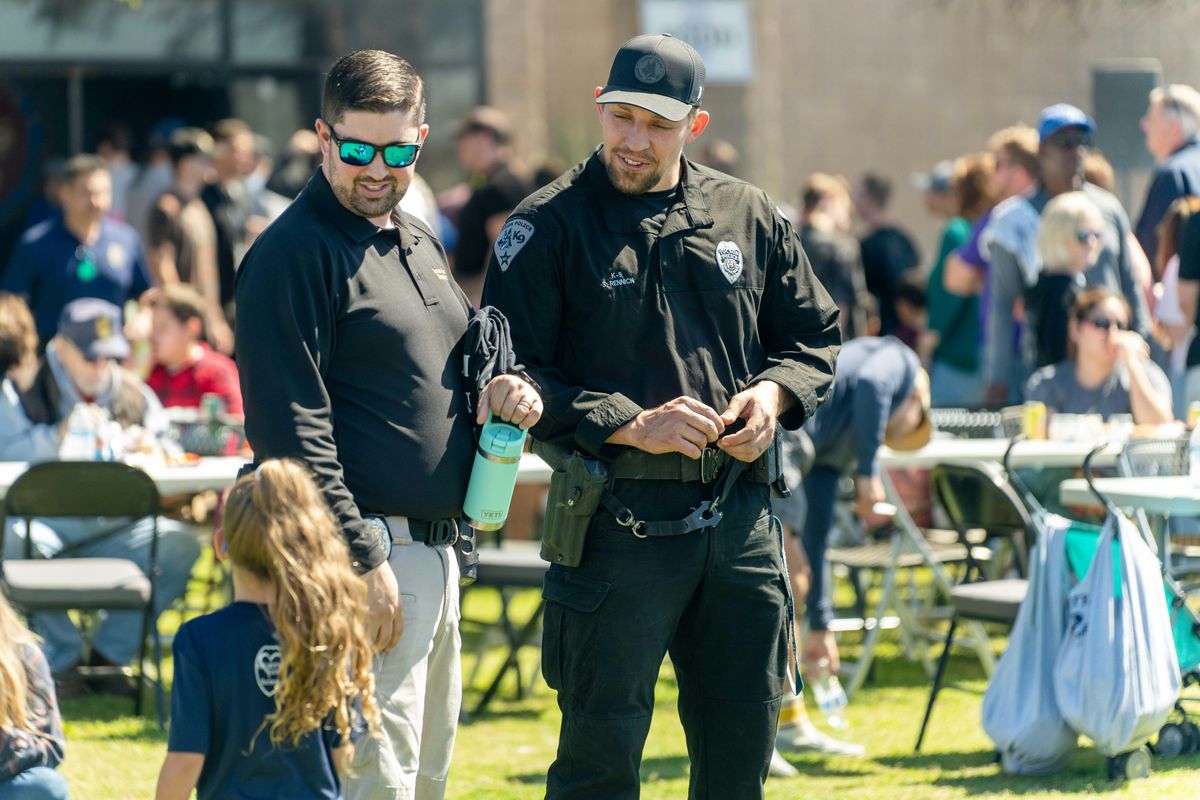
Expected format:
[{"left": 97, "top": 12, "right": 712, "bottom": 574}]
[
  {"left": 494, "top": 219, "right": 535, "bottom": 272},
  {"left": 254, "top": 644, "right": 281, "bottom": 697},
  {"left": 715, "top": 241, "right": 744, "bottom": 284}
]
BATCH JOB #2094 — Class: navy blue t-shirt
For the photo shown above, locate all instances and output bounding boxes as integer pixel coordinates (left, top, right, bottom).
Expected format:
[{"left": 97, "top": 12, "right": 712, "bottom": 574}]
[
  {"left": 168, "top": 602, "right": 343, "bottom": 800},
  {"left": 803, "top": 335, "right": 919, "bottom": 478},
  {"left": 2, "top": 216, "right": 151, "bottom": 342}
]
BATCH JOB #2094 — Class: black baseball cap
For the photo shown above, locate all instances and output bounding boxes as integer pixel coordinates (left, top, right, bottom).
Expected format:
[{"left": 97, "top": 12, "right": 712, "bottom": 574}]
[
  {"left": 57, "top": 298, "right": 130, "bottom": 360},
  {"left": 597, "top": 34, "right": 705, "bottom": 122}
]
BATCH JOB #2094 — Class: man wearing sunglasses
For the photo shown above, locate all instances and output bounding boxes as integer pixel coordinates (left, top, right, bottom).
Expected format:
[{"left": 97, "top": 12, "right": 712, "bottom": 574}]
[
  {"left": 981, "top": 103, "right": 1151, "bottom": 407},
  {"left": 235, "top": 50, "right": 541, "bottom": 800},
  {"left": 483, "top": 34, "right": 841, "bottom": 799}
]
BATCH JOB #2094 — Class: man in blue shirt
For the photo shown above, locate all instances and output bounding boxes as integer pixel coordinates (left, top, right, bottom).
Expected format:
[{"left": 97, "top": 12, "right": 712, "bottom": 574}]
[
  {"left": 3, "top": 154, "right": 152, "bottom": 343},
  {"left": 1135, "top": 84, "right": 1200, "bottom": 267},
  {"left": 775, "top": 336, "right": 930, "bottom": 704}
]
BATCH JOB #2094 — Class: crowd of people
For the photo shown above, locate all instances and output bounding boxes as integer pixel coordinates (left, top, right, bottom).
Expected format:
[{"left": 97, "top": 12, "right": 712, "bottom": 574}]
[{"left": 0, "top": 31, "right": 1199, "bottom": 800}]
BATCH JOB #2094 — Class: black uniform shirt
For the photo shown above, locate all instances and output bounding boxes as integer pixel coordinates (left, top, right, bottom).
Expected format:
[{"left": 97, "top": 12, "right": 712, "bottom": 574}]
[
  {"left": 236, "top": 169, "right": 475, "bottom": 572},
  {"left": 482, "top": 150, "right": 841, "bottom": 457}
]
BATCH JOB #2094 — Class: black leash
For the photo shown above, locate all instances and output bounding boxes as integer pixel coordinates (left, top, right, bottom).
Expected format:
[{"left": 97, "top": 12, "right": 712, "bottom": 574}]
[{"left": 600, "top": 456, "right": 749, "bottom": 538}]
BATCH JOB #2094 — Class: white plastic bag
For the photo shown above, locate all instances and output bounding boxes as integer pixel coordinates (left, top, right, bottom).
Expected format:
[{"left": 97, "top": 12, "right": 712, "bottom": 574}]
[
  {"left": 982, "top": 513, "right": 1077, "bottom": 774},
  {"left": 1054, "top": 511, "right": 1182, "bottom": 756}
]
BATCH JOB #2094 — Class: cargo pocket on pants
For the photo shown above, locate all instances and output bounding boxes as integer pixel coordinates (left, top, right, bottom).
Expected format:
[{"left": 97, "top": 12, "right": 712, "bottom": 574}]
[{"left": 540, "top": 568, "right": 611, "bottom": 693}]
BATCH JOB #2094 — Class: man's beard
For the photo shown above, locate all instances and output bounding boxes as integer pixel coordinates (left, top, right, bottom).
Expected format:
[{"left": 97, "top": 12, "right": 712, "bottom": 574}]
[
  {"left": 332, "top": 175, "right": 406, "bottom": 220},
  {"left": 605, "top": 151, "right": 666, "bottom": 196}
]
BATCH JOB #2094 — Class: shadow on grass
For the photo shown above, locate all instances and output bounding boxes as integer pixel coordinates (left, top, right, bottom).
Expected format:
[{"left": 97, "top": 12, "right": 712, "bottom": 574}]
[
  {"left": 875, "top": 750, "right": 997, "bottom": 771},
  {"left": 884, "top": 746, "right": 1200, "bottom": 796},
  {"left": 846, "top": 653, "right": 989, "bottom": 691},
  {"left": 60, "top": 694, "right": 167, "bottom": 742},
  {"left": 509, "top": 754, "right": 693, "bottom": 786}
]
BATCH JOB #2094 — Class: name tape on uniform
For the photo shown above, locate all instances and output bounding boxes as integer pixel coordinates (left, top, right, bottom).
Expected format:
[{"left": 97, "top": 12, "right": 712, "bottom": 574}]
[{"left": 495, "top": 219, "right": 535, "bottom": 272}]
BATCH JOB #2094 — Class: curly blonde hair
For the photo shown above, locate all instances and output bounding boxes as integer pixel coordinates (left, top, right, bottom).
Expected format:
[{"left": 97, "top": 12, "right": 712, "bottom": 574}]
[
  {"left": 0, "top": 593, "right": 38, "bottom": 734},
  {"left": 221, "top": 459, "right": 379, "bottom": 747}
]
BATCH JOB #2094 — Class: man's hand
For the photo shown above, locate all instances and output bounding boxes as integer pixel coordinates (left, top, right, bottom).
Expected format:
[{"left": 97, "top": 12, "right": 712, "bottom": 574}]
[
  {"left": 803, "top": 629, "right": 840, "bottom": 676},
  {"left": 477, "top": 374, "right": 543, "bottom": 429},
  {"left": 853, "top": 475, "right": 893, "bottom": 530},
  {"left": 716, "top": 381, "right": 790, "bottom": 462},
  {"left": 363, "top": 562, "right": 404, "bottom": 653},
  {"left": 606, "top": 397, "right": 725, "bottom": 458}
]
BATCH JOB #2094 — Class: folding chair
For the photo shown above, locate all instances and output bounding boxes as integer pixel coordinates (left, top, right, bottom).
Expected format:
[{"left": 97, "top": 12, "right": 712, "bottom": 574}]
[
  {"left": 1117, "top": 436, "right": 1200, "bottom": 578},
  {"left": 914, "top": 458, "right": 1036, "bottom": 751},
  {"left": 461, "top": 542, "right": 548, "bottom": 719},
  {"left": 0, "top": 461, "right": 165, "bottom": 726},
  {"left": 827, "top": 518, "right": 972, "bottom": 696}
]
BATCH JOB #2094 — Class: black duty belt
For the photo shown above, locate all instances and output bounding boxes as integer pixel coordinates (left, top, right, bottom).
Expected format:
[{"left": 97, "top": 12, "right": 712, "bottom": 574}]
[
  {"left": 608, "top": 445, "right": 772, "bottom": 484},
  {"left": 375, "top": 516, "right": 459, "bottom": 547},
  {"left": 410, "top": 518, "right": 460, "bottom": 546}
]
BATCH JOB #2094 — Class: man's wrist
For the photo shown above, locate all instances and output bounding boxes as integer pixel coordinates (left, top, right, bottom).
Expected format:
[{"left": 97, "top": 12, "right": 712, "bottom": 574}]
[{"left": 354, "top": 516, "right": 392, "bottom": 574}]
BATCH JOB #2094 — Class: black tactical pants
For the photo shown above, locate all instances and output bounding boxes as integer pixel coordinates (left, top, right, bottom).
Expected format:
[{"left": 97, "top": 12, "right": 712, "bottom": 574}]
[{"left": 541, "top": 476, "right": 788, "bottom": 800}]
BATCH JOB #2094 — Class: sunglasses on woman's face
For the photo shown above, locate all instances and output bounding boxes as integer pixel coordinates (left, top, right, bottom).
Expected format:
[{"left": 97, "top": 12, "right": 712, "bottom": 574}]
[
  {"left": 1075, "top": 229, "right": 1102, "bottom": 244},
  {"left": 321, "top": 119, "right": 422, "bottom": 168},
  {"left": 1084, "top": 315, "right": 1129, "bottom": 332}
]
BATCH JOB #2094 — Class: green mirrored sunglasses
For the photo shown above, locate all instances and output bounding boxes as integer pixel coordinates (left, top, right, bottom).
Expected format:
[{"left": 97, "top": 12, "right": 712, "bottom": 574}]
[{"left": 322, "top": 119, "right": 422, "bottom": 168}]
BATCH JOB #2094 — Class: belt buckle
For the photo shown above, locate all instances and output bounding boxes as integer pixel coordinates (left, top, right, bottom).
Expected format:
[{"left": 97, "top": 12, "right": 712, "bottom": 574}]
[
  {"left": 427, "top": 518, "right": 459, "bottom": 547},
  {"left": 700, "top": 448, "right": 722, "bottom": 484}
]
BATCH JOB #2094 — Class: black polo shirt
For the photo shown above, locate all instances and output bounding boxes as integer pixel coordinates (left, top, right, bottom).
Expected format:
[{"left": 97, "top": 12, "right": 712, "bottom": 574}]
[
  {"left": 236, "top": 169, "right": 475, "bottom": 572},
  {"left": 481, "top": 150, "right": 841, "bottom": 457}
]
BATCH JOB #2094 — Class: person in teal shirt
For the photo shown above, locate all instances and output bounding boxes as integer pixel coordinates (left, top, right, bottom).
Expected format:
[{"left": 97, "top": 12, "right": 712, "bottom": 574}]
[{"left": 923, "top": 154, "right": 996, "bottom": 406}]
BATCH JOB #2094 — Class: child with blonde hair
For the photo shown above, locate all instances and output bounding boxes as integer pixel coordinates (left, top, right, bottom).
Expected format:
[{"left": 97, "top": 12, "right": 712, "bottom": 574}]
[
  {"left": 155, "top": 459, "right": 379, "bottom": 799},
  {"left": 0, "top": 591, "right": 67, "bottom": 800}
]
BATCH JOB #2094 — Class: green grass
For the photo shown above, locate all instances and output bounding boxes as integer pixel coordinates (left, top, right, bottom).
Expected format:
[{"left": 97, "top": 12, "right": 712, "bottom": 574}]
[{"left": 56, "top": 558, "right": 1200, "bottom": 799}]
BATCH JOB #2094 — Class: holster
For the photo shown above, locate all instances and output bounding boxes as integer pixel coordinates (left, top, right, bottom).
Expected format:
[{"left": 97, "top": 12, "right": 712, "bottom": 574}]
[
  {"left": 750, "top": 428, "right": 790, "bottom": 498},
  {"left": 535, "top": 441, "right": 608, "bottom": 567}
]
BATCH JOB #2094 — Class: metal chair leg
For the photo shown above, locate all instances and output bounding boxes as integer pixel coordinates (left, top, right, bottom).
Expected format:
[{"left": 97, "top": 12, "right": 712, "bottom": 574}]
[
  {"left": 915, "top": 613, "right": 959, "bottom": 752},
  {"left": 845, "top": 533, "right": 903, "bottom": 698},
  {"left": 153, "top": 621, "right": 166, "bottom": 730},
  {"left": 134, "top": 604, "right": 151, "bottom": 718}
]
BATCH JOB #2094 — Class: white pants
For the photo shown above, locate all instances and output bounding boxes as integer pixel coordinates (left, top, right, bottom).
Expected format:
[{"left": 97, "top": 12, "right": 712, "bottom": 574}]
[{"left": 343, "top": 518, "right": 461, "bottom": 800}]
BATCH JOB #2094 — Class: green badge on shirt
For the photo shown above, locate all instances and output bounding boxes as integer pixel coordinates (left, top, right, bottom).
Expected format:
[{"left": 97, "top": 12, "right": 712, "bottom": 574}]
[{"left": 75, "top": 246, "right": 98, "bottom": 283}]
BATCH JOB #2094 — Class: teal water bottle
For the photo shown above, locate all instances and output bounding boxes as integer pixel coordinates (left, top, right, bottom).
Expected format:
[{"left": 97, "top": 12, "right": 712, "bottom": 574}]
[{"left": 463, "top": 415, "right": 527, "bottom": 531}]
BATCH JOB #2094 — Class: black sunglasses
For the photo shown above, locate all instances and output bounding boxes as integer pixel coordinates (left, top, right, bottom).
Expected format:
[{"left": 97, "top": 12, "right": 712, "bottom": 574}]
[
  {"left": 1083, "top": 315, "right": 1129, "bottom": 332},
  {"left": 321, "top": 119, "right": 422, "bottom": 168},
  {"left": 1050, "top": 131, "right": 1092, "bottom": 150}
]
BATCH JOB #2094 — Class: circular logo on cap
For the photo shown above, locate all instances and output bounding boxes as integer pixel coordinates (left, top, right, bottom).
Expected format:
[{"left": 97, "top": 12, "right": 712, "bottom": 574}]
[{"left": 634, "top": 54, "right": 666, "bottom": 84}]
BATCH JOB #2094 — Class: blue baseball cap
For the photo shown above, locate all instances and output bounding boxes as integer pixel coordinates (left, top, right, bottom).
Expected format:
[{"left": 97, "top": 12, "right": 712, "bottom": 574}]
[
  {"left": 1038, "top": 103, "right": 1096, "bottom": 142},
  {"left": 57, "top": 298, "right": 130, "bottom": 360}
]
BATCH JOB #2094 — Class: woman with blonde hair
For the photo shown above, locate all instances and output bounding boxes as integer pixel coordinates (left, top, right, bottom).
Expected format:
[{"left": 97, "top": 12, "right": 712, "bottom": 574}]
[
  {"left": 0, "top": 592, "right": 68, "bottom": 799},
  {"left": 1024, "top": 191, "right": 1106, "bottom": 369},
  {"left": 155, "top": 459, "right": 379, "bottom": 800}
]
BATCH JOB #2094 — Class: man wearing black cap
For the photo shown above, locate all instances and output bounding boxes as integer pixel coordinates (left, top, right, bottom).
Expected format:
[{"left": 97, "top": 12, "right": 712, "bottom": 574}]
[
  {"left": 1, "top": 297, "right": 200, "bottom": 688},
  {"left": 483, "top": 34, "right": 841, "bottom": 798}
]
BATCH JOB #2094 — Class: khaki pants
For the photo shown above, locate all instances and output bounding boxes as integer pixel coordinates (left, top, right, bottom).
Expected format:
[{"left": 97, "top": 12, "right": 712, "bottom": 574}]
[{"left": 343, "top": 518, "right": 461, "bottom": 800}]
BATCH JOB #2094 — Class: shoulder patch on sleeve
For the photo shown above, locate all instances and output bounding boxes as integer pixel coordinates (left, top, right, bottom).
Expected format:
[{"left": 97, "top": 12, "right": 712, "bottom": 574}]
[{"left": 494, "top": 218, "right": 535, "bottom": 272}]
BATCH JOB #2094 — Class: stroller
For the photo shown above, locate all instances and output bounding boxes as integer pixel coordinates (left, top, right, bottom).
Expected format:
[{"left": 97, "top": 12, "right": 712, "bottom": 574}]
[{"left": 1000, "top": 438, "right": 1199, "bottom": 780}]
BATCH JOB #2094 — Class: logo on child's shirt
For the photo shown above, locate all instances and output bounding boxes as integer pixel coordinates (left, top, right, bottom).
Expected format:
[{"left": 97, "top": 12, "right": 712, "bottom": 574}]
[{"left": 254, "top": 645, "right": 281, "bottom": 697}]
